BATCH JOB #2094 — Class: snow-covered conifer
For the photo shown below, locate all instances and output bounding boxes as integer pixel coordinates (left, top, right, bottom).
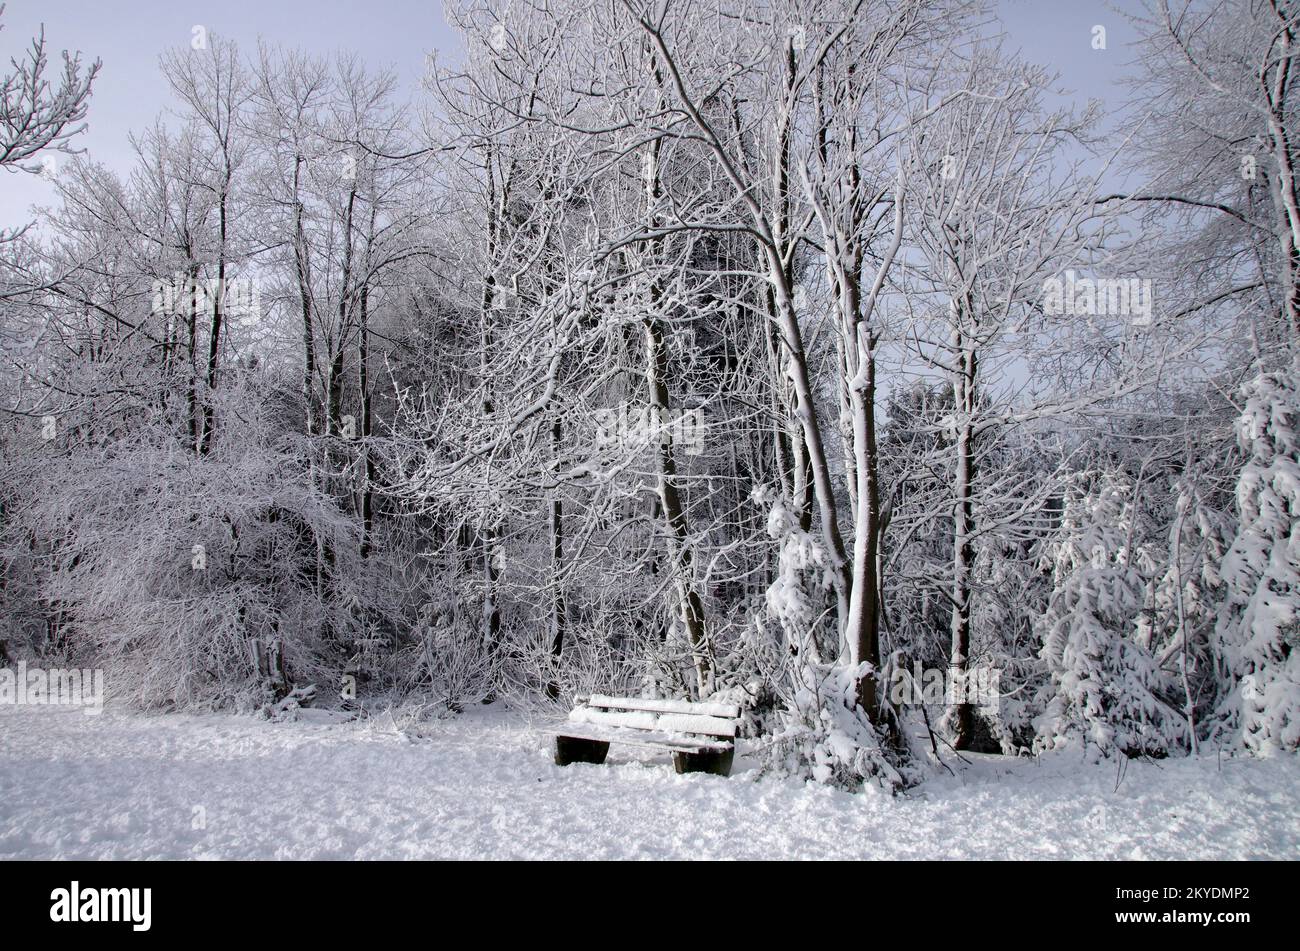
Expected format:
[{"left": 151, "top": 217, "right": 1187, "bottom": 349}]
[{"left": 1213, "top": 360, "right": 1300, "bottom": 751}]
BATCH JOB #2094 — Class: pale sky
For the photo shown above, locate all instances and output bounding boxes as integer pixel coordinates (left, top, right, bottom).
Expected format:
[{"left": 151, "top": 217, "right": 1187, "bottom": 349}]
[{"left": 0, "top": 0, "right": 1144, "bottom": 230}]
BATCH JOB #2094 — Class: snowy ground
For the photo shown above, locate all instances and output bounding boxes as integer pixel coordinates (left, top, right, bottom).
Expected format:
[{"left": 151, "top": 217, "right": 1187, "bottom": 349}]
[{"left": 1, "top": 703, "right": 1297, "bottom": 860}]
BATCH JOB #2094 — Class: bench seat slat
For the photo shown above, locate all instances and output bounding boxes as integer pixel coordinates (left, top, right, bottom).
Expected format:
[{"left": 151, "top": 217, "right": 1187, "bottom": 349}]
[
  {"left": 586, "top": 693, "right": 740, "bottom": 720},
  {"left": 568, "top": 705, "right": 737, "bottom": 738},
  {"left": 653, "top": 712, "right": 737, "bottom": 737},
  {"left": 568, "top": 707, "right": 657, "bottom": 731}
]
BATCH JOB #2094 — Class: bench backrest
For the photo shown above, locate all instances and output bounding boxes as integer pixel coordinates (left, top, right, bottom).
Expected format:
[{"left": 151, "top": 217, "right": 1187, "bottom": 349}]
[{"left": 570, "top": 694, "right": 741, "bottom": 739}]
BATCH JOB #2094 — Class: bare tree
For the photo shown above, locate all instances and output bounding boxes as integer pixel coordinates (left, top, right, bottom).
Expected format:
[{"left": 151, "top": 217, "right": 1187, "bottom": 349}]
[{"left": 0, "top": 5, "right": 99, "bottom": 174}]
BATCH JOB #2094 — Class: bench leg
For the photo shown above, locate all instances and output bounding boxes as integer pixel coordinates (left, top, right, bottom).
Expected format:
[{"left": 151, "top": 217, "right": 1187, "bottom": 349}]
[
  {"left": 672, "top": 747, "right": 734, "bottom": 777},
  {"left": 554, "top": 736, "right": 610, "bottom": 766}
]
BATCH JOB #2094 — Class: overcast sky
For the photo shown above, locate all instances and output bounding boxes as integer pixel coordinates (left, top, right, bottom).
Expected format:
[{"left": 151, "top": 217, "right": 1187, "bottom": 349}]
[{"left": 1, "top": 0, "right": 1144, "bottom": 230}]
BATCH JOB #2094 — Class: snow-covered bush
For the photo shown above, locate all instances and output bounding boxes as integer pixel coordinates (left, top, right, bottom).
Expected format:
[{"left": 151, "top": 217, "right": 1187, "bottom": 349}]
[
  {"left": 1148, "top": 474, "right": 1236, "bottom": 743},
  {"left": 7, "top": 381, "right": 363, "bottom": 711},
  {"left": 400, "top": 589, "right": 495, "bottom": 713},
  {"left": 770, "top": 660, "right": 905, "bottom": 790},
  {"left": 1035, "top": 472, "right": 1186, "bottom": 758},
  {"left": 754, "top": 486, "right": 904, "bottom": 791},
  {"left": 1212, "top": 360, "right": 1300, "bottom": 752}
]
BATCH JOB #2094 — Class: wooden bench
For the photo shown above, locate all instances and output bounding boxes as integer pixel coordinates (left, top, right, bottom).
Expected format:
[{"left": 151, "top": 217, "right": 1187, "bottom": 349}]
[{"left": 547, "top": 694, "right": 741, "bottom": 777}]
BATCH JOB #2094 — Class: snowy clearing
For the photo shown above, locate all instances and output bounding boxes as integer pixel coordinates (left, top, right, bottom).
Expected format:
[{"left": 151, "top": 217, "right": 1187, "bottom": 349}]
[{"left": 2, "top": 704, "right": 1297, "bottom": 860}]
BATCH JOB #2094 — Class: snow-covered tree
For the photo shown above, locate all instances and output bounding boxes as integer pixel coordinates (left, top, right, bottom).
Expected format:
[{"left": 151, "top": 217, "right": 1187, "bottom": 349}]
[
  {"left": 1036, "top": 472, "right": 1186, "bottom": 758},
  {"left": 0, "top": 6, "right": 99, "bottom": 175},
  {"left": 1213, "top": 358, "right": 1300, "bottom": 751}
]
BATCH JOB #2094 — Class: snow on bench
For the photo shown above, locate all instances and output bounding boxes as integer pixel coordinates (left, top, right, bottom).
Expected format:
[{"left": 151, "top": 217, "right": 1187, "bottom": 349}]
[
  {"left": 547, "top": 694, "right": 742, "bottom": 776},
  {"left": 568, "top": 706, "right": 738, "bottom": 738},
  {"left": 585, "top": 693, "right": 740, "bottom": 720}
]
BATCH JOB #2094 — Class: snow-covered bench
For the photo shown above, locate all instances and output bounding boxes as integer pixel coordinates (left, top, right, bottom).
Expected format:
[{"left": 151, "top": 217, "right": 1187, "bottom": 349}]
[{"left": 547, "top": 694, "right": 741, "bottom": 776}]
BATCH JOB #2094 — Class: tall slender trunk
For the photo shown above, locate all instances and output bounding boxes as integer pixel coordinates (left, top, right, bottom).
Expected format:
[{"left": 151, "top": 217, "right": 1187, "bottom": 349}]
[
  {"left": 846, "top": 339, "right": 883, "bottom": 716},
  {"left": 358, "top": 282, "right": 373, "bottom": 558},
  {"left": 478, "top": 146, "right": 501, "bottom": 656},
  {"left": 767, "top": 58, "right": 813, "bottom": 532},
  {"left": 185, "top": 260, "right": 200, "bottom": 454},
  {"left": 761, "top": 292, "right": 797, "bottom": 504},
  {"left": 642, "top": 132, "right": 710, "bottom": 695},
  {"left": 546, "top": 412, "right": 565, "bottom": 701},
  {"left": 644, "top": 315, "right": 710, "bottom": 695},
  {"left": 550, "top": 442, "right": 564, "bottom": 658},
  {"left": 1266, "top": 165, "right": 1300, "bottom": 341},
  {"left": 329, "top": 186, "right": 357, "bottom": 438},
  {"left": 197, "top": 196, "right": 226, "bottom": 452},
  {"left": 1266, "top": 16, "right": 1300, "bottom": 340},
  {"left": 948, "top": 335, "right": 978, "bottom": 750},
  {"left": 836, "top": 183, "right": 904, "bottom": 718},
  {"left": 293, "top": 155, "right": 316, "bottom": 436},
  {"left": 766, "top": 267, "right": 852, "bottom": 637},
  {"left": 199, "top": 180, "right": 229, "bottom": 456}
]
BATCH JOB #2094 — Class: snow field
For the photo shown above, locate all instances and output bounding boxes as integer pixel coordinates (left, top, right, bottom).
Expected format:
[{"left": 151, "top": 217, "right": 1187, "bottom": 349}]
[{"left": 1, "top": 704, "right": 1296, "bottom": 860}]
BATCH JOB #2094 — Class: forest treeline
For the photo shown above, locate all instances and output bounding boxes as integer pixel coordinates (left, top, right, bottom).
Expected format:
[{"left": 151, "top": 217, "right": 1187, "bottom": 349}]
[{"left": 1, "top": 0, "right": 1296, "bottom": 789}]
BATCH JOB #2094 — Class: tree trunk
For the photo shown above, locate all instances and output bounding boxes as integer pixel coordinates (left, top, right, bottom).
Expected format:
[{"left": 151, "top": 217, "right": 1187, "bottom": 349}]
[
  {"left": 643, "top": 315, "right": 711, "bottom": 695},
  {"left": 546, "top": 412, "right": 565, "bottom": 702},
  {"left": 293, "top": 154, "right": 316, "bottom": 437},
  {"left": 846, "top": 343, "right": 883, "bottom": 716},
  {"left": 358, "top": 282, "right": 373, "bottom": 558},
  {"left": 199, "top": 178, "right": 229, "bottom": 456},
  {"left": 948, "top": 340, "right": 978, "bottom": 750}
]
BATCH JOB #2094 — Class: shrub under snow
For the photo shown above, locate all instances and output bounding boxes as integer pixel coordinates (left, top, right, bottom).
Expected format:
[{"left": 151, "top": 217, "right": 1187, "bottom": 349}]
[
  {"left": 8, "top": 386, "right": 362, "bottom": 711},
  {"left": 755, "top": 486, "right": 904, "bottom": 791},
  {"left": 1213, "top": 359, "right": 1300, "bottom": 752},
  {"left": 1035, "top": 473, "right": 1186, "bottom": 758}
]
